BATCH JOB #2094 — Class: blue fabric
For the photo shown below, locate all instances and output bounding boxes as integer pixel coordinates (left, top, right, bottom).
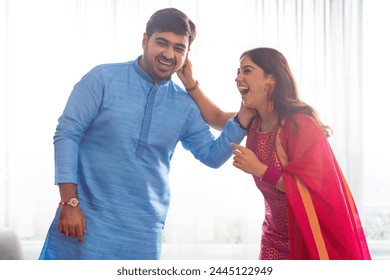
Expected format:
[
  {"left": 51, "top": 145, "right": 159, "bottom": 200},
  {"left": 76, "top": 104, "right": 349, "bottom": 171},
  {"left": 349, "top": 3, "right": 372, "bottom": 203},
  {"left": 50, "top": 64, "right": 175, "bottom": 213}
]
[{"left": 39, "top": 57, "right": 246, "bottom": 260}]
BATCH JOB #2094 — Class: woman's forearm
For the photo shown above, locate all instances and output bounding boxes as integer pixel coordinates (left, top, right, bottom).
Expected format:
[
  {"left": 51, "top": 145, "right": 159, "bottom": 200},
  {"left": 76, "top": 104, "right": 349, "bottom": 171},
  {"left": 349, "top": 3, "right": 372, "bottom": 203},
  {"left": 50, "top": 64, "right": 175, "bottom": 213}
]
[
  {"left": 177, "top": 58, "right": 235, "bottom": 131},
  {"left": 186, "top": 81, "right": 235, "bottom": 130}
]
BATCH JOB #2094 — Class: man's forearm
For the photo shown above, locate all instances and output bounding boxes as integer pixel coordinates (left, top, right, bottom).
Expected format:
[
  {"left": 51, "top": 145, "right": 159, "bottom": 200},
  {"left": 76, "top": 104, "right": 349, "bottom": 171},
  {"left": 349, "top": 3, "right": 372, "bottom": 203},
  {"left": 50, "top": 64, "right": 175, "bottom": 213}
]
[{"left": 58, "top": 183, "right": 78, "bottom": 202}]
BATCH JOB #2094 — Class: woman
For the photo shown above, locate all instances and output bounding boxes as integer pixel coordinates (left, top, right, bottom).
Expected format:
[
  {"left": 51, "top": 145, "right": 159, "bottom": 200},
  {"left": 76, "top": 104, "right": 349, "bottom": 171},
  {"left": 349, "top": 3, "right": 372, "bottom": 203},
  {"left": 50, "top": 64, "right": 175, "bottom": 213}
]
[{"left": 178, "top": 47, "right": 371, "bottom": 260}]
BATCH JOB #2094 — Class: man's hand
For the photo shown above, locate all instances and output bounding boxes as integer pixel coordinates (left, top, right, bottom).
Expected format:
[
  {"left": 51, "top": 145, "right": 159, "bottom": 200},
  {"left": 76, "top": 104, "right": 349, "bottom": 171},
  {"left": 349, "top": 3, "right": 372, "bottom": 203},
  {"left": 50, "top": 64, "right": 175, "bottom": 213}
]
[{"left": 58, "top": 205, "right": 86, "bottom": 243}]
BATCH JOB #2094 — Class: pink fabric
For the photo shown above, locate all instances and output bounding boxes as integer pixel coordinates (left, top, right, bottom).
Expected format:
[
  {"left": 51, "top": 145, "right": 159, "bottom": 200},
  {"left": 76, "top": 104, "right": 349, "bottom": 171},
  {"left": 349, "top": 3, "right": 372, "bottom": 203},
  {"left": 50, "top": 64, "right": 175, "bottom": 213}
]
[
  {"left": 246, "top": 117, "right": 290, "bottom": 260},
  {"left": 261, "top": 166, "right": 283, "bottom": 186},
  {"left": 246, "top": 115, "right": 371, "bottom": 260},
  {"left": 279, "top": 114, "right": 371, "bottom": 260}
]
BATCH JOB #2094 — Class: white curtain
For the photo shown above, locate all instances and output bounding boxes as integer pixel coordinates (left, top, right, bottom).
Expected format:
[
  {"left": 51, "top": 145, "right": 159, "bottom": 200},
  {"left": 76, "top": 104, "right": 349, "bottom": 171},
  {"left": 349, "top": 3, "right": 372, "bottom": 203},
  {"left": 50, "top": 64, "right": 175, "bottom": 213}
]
[{"left": 1, "top": 0, "right": 389, "bottom": 258}]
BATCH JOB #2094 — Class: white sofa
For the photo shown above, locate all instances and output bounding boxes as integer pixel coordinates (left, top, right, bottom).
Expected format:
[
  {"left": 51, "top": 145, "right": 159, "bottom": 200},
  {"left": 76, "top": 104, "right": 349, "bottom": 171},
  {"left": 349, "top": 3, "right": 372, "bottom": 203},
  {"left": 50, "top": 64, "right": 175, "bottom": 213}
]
[{"left": 0, "top": 229, "right": 23, "bottom": 260}]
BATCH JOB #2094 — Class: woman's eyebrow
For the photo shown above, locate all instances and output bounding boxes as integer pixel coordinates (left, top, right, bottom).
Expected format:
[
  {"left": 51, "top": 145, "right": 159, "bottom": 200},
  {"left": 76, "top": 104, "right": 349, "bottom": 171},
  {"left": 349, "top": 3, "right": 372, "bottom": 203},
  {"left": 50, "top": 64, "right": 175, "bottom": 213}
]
[
  {"left": 242, "top": 65, "right": 255, "bottom": 70},
  {"left": 238, "top": 65, "right": 255, "bottom": 72}
]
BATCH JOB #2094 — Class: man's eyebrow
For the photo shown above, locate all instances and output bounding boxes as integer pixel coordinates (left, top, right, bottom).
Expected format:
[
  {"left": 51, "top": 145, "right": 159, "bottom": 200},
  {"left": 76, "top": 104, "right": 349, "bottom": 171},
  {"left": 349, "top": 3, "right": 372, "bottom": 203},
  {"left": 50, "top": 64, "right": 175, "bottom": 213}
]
[
  {"left": 155, "top": 36, "right": 187, "bottom": 49},
  {"left": 155, "top": 36, "right": 169, "bottom": 43}
]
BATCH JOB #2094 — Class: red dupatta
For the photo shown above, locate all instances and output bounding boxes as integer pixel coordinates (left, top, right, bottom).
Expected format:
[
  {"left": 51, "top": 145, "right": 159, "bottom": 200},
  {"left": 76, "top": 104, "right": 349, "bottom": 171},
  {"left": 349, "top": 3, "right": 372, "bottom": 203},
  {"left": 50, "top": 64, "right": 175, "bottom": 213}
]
[{"left": 275, "top": 114, "right": 371, "bottom": 260}]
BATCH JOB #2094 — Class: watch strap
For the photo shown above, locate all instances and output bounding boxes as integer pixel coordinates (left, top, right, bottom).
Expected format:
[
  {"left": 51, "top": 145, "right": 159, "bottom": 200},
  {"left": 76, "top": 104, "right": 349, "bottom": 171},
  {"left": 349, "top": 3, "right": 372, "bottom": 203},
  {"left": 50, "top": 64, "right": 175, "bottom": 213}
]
[{"left": 59, "top": 197, "right": 79, "bottom": 207}]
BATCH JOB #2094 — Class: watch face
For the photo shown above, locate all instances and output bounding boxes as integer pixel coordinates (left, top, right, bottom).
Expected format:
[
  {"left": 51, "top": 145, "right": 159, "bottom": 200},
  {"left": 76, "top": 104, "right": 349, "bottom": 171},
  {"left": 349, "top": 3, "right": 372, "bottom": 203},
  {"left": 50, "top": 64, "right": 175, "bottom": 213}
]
[{"left": 69, "top": 198, "right": 79, "bottom": 207}]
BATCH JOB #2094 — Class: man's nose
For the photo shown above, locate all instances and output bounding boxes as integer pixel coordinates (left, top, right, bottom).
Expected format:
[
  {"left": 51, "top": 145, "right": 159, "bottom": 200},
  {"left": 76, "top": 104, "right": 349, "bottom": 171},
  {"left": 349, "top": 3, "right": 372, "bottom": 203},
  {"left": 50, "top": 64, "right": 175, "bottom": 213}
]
[{"left": 162, "top": 46, "right": 175, "bottom": 59}]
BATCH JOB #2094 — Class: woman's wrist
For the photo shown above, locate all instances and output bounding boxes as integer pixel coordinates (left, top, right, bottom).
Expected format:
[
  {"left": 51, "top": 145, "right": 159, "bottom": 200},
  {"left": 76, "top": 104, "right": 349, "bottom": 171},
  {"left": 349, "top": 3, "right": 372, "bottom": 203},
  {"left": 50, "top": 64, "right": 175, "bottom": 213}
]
[
  {"left": 181, "top": 76, "right": 196, "bottom": 89},
  {"left": 260, "top": 166, "right": 283, "bottom": 186},
  {"left": 185, "top": 80, "right": 199, "bottom": 93}
]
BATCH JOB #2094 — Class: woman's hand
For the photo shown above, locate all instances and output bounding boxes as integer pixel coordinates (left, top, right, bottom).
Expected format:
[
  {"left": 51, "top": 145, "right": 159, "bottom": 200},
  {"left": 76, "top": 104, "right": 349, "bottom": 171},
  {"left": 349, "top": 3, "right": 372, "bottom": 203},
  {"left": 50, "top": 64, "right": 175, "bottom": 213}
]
[
  {"left": 231, "top": 143, "right": 266, "bottom": 177},
  {"left": 177, "top": 54, "right": 197, "bottom": 89}
]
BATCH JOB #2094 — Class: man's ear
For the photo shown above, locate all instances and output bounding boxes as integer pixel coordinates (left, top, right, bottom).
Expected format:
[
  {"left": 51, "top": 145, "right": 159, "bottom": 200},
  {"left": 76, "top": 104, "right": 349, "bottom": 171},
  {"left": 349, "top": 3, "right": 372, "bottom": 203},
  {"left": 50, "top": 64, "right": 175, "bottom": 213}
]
[
  {"left": 142, "top": 33, "right": 148, "bottom": 49},
  {"left": 185, "top": 48, "right": 191, "bottom": 60}
]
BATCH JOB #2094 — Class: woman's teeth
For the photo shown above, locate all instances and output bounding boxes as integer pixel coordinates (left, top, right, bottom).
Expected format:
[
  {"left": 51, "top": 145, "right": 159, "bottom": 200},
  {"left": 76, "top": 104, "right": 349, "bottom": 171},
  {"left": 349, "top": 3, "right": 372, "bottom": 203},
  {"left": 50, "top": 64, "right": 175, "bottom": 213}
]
[{"left": 238, "top": 86, "right": 249, "bottom": 95}]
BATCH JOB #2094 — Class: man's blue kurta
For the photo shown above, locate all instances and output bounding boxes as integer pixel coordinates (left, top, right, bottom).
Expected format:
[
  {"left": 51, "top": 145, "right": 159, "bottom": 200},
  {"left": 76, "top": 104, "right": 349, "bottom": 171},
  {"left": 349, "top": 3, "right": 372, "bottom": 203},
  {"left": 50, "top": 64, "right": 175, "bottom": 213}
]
[{"left": 39, "top": 57, "right": 246, "bottom": 260}]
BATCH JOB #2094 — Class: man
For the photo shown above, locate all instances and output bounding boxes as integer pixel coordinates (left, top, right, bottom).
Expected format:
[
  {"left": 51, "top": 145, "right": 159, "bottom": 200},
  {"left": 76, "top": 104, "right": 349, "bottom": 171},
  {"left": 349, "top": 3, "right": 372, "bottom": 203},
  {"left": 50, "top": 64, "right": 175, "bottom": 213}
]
[{"left": 39, "top": 8, "right": 252, "bottom": 260}]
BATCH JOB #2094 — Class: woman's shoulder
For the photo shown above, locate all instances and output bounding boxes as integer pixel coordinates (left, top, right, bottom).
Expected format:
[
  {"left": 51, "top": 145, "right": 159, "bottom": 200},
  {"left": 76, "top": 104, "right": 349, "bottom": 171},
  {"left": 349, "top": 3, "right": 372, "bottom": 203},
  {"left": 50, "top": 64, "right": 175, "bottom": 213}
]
[
  {"left": 281, "top": 113, "right": 317, "bottom": 132},
  {"left": 281, "top": 113, "right": 325, "bottom": 140},
  {"left": 279, "top": 114, "right": 329, "bottom": 159},
  {"left": 284, "top": 113, "right": 316, "bottom": 126}
]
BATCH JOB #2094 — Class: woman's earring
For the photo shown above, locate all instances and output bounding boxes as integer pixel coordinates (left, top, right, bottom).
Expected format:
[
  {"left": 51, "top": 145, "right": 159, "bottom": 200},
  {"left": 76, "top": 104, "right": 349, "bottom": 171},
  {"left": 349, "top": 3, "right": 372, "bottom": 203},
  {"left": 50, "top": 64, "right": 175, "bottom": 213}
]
[
  {"left": 266, "top": 83, "right": 274, "bottom": 112},
  {"left": 267, "top": 92, "right": 274, "bottom": 112}
]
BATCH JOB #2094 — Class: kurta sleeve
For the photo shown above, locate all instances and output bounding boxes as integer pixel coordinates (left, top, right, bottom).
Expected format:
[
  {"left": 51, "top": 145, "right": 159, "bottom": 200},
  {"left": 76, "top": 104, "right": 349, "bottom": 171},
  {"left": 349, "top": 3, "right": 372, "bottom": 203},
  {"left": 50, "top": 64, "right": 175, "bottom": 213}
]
[
  {"left": 54, "top": 66, "right": 104, "bottom": 184},
  {"left": 180, "top": 110, "right": 246, "bottom": 168},
  {"left": 277, "top": 114, "right": 371, "bottom": 260}
]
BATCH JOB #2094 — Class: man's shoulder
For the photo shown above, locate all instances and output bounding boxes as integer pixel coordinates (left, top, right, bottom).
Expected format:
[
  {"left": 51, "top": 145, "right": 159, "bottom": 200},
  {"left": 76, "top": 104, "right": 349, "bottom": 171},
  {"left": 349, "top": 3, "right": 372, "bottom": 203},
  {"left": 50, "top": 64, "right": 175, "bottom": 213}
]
[
  {"left": 86, "top": 61, "right": 135, "bottom": 81},
  {"left": 169, "top": 81, "right": 186, "bottom": 94},
  {"left": 94, "top": 61, "right": 134, "bottom": 71},
  {"left": 168, "top": 82, "right": 197, "bottom": 103}
]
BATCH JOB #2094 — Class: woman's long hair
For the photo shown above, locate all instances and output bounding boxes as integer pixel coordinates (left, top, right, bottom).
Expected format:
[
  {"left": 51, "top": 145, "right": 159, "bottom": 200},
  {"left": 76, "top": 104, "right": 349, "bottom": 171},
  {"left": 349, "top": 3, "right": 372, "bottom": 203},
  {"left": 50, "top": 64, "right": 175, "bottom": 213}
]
[{"left": 241, "top": 47, "right": 332, "bottom": 137}]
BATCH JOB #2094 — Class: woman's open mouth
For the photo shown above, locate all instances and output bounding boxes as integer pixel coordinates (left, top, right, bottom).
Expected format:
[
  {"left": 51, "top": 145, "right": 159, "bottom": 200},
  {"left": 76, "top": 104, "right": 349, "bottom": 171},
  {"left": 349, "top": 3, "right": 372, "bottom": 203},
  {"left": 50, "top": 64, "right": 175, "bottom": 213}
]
[{"left": 238, "top": 85, "right": 249, "bottom": 96}]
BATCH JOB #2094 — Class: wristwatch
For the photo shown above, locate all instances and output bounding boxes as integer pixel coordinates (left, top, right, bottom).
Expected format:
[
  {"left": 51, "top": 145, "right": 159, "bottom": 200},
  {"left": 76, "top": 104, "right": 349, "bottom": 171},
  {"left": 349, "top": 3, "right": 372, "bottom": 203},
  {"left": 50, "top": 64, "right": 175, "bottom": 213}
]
[{"left": 59, "top": 197, "right": 79, "bottom": 207}]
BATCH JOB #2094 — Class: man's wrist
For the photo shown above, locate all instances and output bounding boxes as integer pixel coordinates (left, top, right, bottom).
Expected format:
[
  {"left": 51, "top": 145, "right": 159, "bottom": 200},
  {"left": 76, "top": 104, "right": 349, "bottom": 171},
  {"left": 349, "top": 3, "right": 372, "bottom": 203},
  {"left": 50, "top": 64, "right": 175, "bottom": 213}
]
[
  {"left": 59, "top": 197, "right": 79, "bottom": 207},
  {"left": 234, "top": 114, "right": 251, "bottom": 130}
]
